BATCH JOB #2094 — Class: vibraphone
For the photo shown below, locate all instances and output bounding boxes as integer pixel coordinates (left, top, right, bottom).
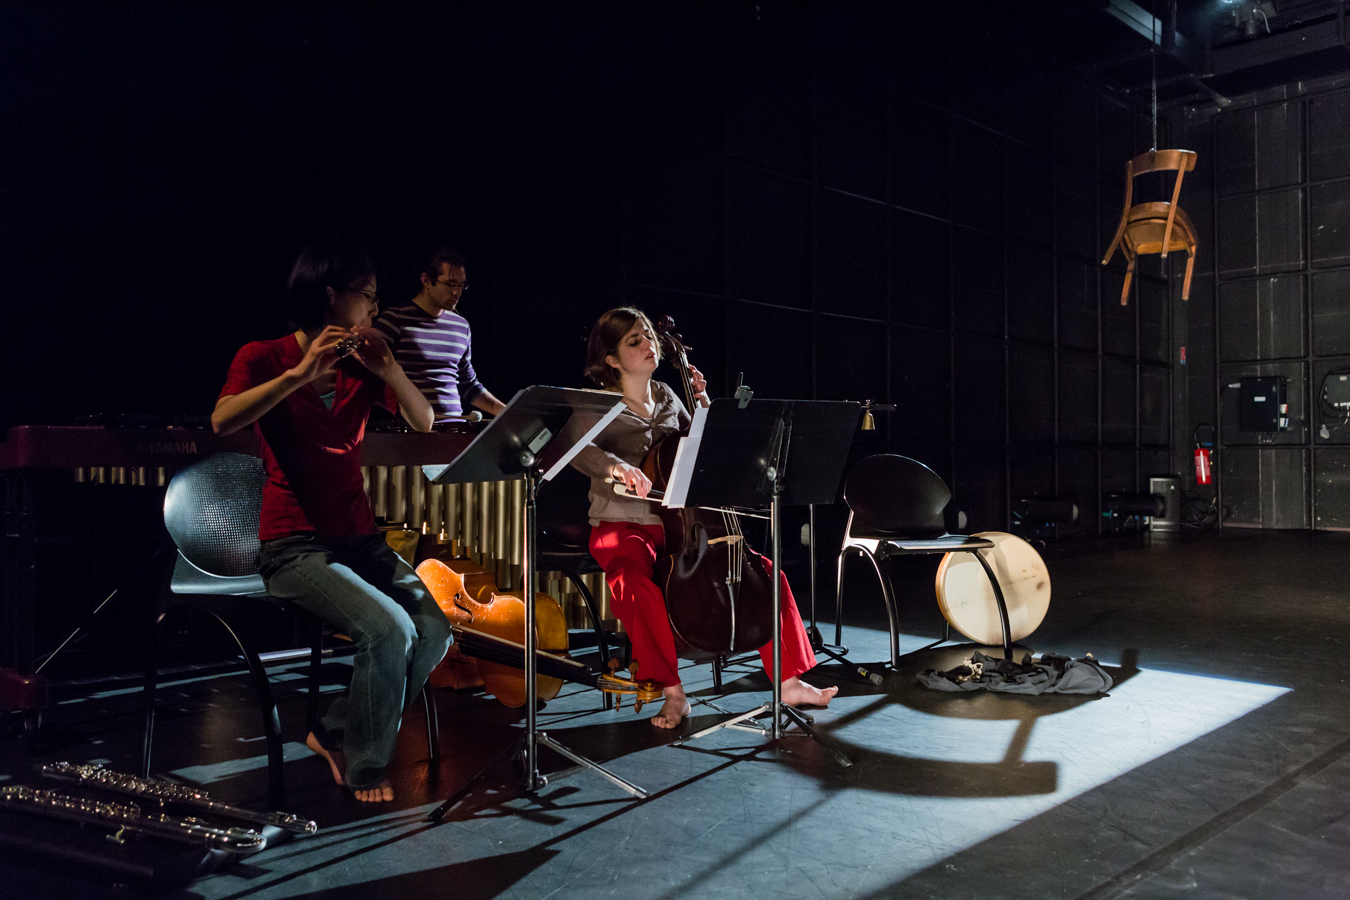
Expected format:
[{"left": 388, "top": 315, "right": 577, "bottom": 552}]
[{"left": 0, "top": 422, "right": 613, "bottom": 737}]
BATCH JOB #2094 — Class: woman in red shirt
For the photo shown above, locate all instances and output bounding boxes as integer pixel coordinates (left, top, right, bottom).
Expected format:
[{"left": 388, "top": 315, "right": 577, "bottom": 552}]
[{"left": 213, "top": 241, "right": 448, "bottom": 803}]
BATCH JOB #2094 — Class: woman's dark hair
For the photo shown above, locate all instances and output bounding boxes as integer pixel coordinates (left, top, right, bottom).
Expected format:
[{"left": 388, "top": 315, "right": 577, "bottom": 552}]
[
  {"left": 420, "top": 247, "right": 467, "bottom": 285},
  {"left": 584, "top": 307, "right": 661, "bottom": 389},
  {"left": 286, "top": 240, "right": 376, "bottom": 331}
]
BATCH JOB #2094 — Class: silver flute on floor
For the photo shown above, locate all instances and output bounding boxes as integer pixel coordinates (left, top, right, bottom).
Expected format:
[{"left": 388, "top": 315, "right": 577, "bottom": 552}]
[
  {"left": 1, "top": 786, "right": 266, "bottom": 852},
  {"left": 42, "top": 762, "right": 318, "bottom": 836}
]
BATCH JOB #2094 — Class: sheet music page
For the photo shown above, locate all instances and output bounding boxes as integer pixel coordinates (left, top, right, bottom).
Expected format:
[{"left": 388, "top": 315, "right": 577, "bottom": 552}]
[
  {"left": 662, "top": 405, "right": 708, "bottom": 508},
  {"left": 542, "top": 402, "right": 625, "bottom": 481}
]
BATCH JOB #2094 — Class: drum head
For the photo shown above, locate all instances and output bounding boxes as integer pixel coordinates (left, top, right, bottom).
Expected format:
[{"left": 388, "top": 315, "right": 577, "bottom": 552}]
[{"left": 935, "top": 532, "right": 1050, "bottom": 645}]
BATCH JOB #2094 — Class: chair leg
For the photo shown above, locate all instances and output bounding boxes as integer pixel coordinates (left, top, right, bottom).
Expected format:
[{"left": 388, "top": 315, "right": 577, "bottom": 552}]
[
  {"left": 305, "top": 618, "right": 323, "bottom": 733},
  {"left": 140, "top": 611, "right": 168, "bottom": 779},
  {"left": 422, "top": 685, "right": 440, "bottom": 761},
  {"left": 201, "top": 609, "right": 286, "bottom": 810},
  {"left": 1121, "top": 257, "right": 1136, "bottom": 306},
  {"left": 857, "top": 550, "right": 903, "bottom": 669},
  {"left": 565, "top": 569, "right": 614, "bottom": 711},
  {"left": 712, "top": 655, "right": 724, "bottom": 694},
  {"left": 967, "top": 550, "right": 1013, "bottom": 660},
  {"left": 834, "top": 551, "right": 849, "bottom": 647}
]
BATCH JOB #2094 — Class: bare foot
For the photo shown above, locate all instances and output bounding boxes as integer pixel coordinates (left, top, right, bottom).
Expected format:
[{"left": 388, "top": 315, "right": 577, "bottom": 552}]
[
  {"left": 306, "top": 731, "right": 344, "bottom": 786},
  {"left": 781, "top": 676, "right": 838, "bottom": 708},
  {"left": 650, "top": 685, "right": 691, "bottom": 729},
  {"left": 352, "top": 780, "right": 395, "bottom": 803}
]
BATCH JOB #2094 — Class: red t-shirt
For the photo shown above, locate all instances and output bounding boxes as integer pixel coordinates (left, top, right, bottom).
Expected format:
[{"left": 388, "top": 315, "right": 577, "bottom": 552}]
[{"left": 219, "top": 334, "right": 386, "bottom": 540}]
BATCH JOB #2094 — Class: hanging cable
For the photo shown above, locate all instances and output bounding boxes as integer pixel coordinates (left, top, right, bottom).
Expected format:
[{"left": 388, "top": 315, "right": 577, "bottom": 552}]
[{"left": 1151, "top": 0, "right": 1158, "bottom": 150}]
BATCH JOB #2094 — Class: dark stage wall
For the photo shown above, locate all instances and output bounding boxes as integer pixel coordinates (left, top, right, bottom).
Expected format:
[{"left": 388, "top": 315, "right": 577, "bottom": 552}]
[
  {"left": 1176, "top": 78, "right": 1350, "bottom": 530},
  {"left": 3, "top": 1, "right": 1174, "bottom": 534}
]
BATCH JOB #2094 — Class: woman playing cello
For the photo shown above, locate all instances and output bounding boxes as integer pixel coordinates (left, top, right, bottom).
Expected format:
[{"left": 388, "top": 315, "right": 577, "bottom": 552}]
[{"left": 570, "top": 307, "right": 837, "bottom": 729}]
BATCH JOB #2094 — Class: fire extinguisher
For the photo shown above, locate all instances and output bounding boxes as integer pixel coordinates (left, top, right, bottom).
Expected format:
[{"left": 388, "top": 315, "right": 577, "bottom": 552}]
[{"left": 1193, "top": 423, "right": 1214, "bottom": 486}]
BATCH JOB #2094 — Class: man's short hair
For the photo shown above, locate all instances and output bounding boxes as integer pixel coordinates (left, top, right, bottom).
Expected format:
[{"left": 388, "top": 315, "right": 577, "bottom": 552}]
[{"left": 421, "top": 248, "right": 468, "bottom": 284}]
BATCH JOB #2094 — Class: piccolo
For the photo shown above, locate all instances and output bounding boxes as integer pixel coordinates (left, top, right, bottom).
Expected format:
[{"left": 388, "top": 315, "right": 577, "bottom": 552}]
[
  {"left": 1, "top": 786, "right": 266, "bottom": 853},
  {"left": 334, "top": 334, "right": 363, "bottom": 358},
  {"left": 43, "top": 762, "right": 317, "bottom": 836}
]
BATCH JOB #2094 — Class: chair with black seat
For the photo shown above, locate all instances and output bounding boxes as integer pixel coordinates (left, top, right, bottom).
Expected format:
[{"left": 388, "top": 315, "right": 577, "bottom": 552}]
[
  {"left": 835, "top": 454, "right": 1015, "bottom": 669},
  {"left": 141, "top": 452, "right": 438, "bottom": 810},
  {"left": 536, "top": 466, "right": 624, "bottom": 708}
]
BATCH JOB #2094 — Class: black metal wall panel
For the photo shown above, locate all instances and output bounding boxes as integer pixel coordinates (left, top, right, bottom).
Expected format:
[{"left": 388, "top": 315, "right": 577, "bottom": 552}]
[
  {"left": 816, "top": 76, "right": 886, "bottom": 201},
  {"left": 1059, "top": 257, "right": 1099, "bottom": 352},
  {"left": 1007, "top": 243, "right": 1055, "bottom": 344},
  {"left": 1102, "top": 357, "right": 1137, "bottom": 445},
  {"left": 890, "top": 327, "right": 950, "bottom": 442},
  {"left": 952, "top": 228, "right": 1004, "bottom": 337},
  {"left": 1140, "top": 364, "right": 1170, "bottom": 448},
  {"left": 1312, "top": 270, "right": 1350, "bottom": 356},
  {"left": 1101, "top": 445, "right": 1137, "bottom": 493},
  {"left": 1220, "top": 448, "right": 1313, "bottom": 530},
  {"left": 1217, "top": 195, "right": 1259, "bottom": 276},
  {"left": 953, "top": 444, "right": 1005, "bottom": 532},
  {"left": 816, "top": 191, "right": 886, "bottom": 320},
  {"left": 1310, "top": 182, "right": 1350, "bottom": 267},
  {"left": 1255, "top": 103, "right": 1304, "bottom": 190},
  {"left": 817, "top": 316, "right": 887, "bottom": 404},
  {"left": 1009, "top": 343, "right": 1055, "bottom": 443},
  {"left": 1218, "top": 276, "right": 1307, "bottom": 361},
  {"left": 1060, "top": 351, "right": 1099, "bottom": 443},
  {"left": 890, "top": 95, "right": 949, "bottom": 218},
  {"left": 1313, "top": 448, "right": 1350, "bottom": 529},
  {"left": 1308, "top": 90, "right": 1350, "bottom": 181},
  {"left": 1009, "top": 442, "right": 1055, "bottom": 499},
  {"left": 889, "top": 209, "right": 951, "bottom": 330},
  {"left": 953, "top": 335, "right": 1006, "bottom": 443}
]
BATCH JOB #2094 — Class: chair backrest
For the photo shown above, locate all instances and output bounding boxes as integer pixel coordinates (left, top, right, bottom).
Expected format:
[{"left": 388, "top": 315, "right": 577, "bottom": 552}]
[
  {"left": 164, "top": 452, "right": 267, "bottom": 578},
  {"left": 843, "top": 454, "right": 951, "bottom": 538},
  {"left": 537, "top": 465, "right": 594, "bottom": 550}
]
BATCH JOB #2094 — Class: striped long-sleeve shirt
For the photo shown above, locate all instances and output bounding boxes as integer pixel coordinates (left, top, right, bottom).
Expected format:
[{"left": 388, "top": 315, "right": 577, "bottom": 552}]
[{"left": 373, "top": 302, "right": 486, "bottom": 420}]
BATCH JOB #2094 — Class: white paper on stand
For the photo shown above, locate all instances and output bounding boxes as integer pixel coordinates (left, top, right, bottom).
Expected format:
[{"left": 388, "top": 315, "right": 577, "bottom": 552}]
[{"left": 662, "top": 405, "right": 707, "bottom": 508}]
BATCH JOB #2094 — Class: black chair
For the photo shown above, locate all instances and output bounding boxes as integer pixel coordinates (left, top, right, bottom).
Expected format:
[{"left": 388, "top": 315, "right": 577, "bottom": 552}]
[
  {"left": 835, "top": 454, "right": 1013, "bottom": 668},
  {"left": 141, "top": 453, "right": 438, "bottom": 809},
  {"left": 537, "top": 466, "right": 625, "bottom": 707}
]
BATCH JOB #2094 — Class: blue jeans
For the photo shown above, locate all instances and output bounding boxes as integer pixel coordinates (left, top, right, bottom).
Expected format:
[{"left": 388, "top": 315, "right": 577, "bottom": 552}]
[{"left": 258, "top": 532, "right": 451, "bottom": 790}]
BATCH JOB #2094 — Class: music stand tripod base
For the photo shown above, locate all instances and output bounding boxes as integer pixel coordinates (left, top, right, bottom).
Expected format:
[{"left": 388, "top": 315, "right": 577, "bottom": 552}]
[
  {"left": 421, "top": 386, "right": 649, "bottom": 822},
  {"left": 664, "top": 399, "right": 859, "bottom": 770}
]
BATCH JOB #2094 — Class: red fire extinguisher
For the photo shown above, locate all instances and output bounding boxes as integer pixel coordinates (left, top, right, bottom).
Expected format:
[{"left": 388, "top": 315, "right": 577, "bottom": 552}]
[{"left": 1193, "top": 424, "right": 1214, "bottom": 486}]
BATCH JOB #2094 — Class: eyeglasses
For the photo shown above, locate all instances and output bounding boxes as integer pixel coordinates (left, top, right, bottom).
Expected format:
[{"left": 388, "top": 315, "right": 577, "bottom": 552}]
[
  {"left": 436, "top": 280, "right": 469, "bottom": 293},
  {"left": 343, "top": 286, "right": 379, "bottom": 304}
]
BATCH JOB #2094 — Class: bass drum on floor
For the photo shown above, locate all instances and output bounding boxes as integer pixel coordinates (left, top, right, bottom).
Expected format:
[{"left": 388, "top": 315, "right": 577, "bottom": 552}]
[{"left": 935, "top": 532, "right": 1050, "bottom": 645}]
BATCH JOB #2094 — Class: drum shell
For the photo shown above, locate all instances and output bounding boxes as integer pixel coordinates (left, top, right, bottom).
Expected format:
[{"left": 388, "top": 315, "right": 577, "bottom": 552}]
[{"left": 935, "top": 532, "right": 1050, "bottom": 645}]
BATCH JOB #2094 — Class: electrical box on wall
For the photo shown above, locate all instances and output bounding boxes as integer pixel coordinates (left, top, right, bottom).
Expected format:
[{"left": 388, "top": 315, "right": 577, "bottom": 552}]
[{"left": 1238, "top": 376, "right": 1289, "bottom": 432}]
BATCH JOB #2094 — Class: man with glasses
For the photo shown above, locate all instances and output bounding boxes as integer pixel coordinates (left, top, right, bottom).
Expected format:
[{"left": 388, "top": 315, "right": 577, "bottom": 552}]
[{"left": 373, "top": 248, "right": 507, "bottom": 422}]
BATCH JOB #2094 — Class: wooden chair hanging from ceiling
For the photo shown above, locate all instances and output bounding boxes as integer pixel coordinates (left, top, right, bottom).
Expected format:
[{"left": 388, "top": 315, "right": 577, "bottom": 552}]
[{"left": 1101, "top": 148, "right": 1198, "bottom": 306}]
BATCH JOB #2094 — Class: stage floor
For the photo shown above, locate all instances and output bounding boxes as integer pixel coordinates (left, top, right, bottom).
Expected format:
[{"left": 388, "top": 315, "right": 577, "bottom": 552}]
[{"left": 3, "top": 529, "right": 1349, "bottom": 899}]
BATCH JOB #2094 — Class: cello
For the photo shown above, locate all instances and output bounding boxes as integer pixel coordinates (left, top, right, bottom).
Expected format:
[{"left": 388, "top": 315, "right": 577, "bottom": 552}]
[
  {"left": 416, "top": 558, "right": 662, "bottom": 710},
  {"left": 640, "top": 316, "right": 777, "bottom": 655}
]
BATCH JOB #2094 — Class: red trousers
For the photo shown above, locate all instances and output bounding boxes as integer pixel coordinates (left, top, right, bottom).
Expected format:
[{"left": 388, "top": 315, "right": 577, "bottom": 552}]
[{"left": 589, "top": 521, "right": 817, "bottom": 689}]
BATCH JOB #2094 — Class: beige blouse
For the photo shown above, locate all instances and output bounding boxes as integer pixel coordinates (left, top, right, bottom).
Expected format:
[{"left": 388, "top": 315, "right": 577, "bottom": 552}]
[{"left": 568, "top": 381, "right": 690, "bottom": 526}]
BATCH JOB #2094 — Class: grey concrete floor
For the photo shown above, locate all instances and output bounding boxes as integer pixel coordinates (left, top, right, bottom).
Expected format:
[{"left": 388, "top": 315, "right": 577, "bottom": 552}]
[{"left": 2, "top": 529, "right": 1348, "bottom": 899}]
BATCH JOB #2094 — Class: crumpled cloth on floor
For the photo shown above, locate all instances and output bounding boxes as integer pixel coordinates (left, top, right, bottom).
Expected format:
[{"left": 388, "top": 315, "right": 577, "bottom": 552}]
[{"left": 917, "top": 650, "right": 1114, "bottom": 695}]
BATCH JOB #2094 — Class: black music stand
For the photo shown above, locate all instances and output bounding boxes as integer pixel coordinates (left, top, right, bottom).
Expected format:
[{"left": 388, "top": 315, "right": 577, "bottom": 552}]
[
  {"left": 670, "top": 398, "right": 858, "bottom": 767},
  {"left": 421, "top": 386, "right": 644, "bottom": 822}
]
